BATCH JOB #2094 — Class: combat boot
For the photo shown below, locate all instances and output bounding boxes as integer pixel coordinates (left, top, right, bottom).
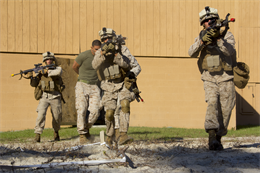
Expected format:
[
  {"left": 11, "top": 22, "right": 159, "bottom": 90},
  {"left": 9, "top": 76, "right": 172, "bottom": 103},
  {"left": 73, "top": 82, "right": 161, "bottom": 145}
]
[
  {"left": 208, "top": 130, "right": 223, "bottom": 150},
  {"left": 106, "top": 136, "right": 113, "bottom": 149},
  {"left": 118, "top": 132, "right": 133, "bottom": 145},
  {"left": 54, "top": 131, "right": 60, "bottom": 141},
  {"left": 34, "top": 133, "right": 41, "bottom": 143},
  {"left": 79, "top": 134, "right": 89, "bottom": 144},
  {"left": 216, "top": 135, "right": 221, "bottom": 143},
  {"left": 216, "top": 135, "right": 223, "bottom": 150},
  {"left": 85, "top": 129, "right": 91, "bottom": 139},
  {"left": 114, "top": 129, "right": 120, "bottom": 142}
]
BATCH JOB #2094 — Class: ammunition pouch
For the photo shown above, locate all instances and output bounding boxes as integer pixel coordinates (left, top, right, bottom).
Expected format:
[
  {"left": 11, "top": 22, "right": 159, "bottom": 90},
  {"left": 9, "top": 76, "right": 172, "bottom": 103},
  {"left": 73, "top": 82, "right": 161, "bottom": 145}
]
[
  {"left": 103, "top": 64, "right": 121, "bottom": 80},
  {"left": 200, "top": 53, "right": 233, "bottom": 73},
  {"left": 97, "top": 64, "right": 125, "bottom": 83},
  {"left": 39, "top": 74, "right": 63, "bottom": 93},
  {"left": 206, "top": 55, "right": 222, "bottom": 72}
]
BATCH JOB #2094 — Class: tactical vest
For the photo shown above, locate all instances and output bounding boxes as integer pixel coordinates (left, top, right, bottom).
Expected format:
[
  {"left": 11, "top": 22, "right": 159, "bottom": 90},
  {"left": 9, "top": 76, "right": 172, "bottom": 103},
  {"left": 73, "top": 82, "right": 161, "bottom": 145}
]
[
  {"left": 198, "top": 30, "right": 233, "bottom": 73},
  {"left": 39, "top": 73, "right": 63, "bottom": 92},
  {"left": 97, "top": 57, "right": 125, "bottom": 83}
]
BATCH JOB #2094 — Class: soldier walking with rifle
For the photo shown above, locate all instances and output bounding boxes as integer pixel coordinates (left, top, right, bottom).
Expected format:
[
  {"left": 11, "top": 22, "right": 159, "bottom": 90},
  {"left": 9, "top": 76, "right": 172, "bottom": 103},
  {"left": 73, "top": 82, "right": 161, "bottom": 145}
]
[
  {"left": 92, "top": 28, "right": 139, "bottom": 148},
  {"left": 188, "top": 7, "right": 236, "bottom": 150},
  {"left": 13, "top": 52, "right": 64, "bottom": 142}
]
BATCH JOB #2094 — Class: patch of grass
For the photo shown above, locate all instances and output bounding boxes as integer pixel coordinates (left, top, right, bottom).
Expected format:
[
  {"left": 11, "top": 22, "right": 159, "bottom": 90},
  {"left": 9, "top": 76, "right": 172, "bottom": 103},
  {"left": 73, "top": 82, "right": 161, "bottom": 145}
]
[
  {"left": 0, "top": 126, "right": 106, "bottom": 143},
  {"left": 0, "top": 125, "right": 259, "bottom": 143},
  {"left": 127, "top": 127, "right": 208, "bottom": 141},
  {"left": 226, "top": 125, "right": 260, "bottom": 137}
]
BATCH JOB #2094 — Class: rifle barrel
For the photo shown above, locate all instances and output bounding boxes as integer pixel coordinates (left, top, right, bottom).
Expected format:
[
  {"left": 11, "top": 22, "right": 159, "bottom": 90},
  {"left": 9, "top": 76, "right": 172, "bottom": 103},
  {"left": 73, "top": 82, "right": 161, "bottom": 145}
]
[{"left": 11, "top": 63, "right": 55, "bottom": 77}]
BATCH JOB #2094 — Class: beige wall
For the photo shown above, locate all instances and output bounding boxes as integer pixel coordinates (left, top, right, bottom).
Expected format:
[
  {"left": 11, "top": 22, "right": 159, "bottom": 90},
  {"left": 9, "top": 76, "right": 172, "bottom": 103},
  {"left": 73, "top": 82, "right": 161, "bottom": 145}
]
[
  {"left": 0, "top": 0, "right": 259, "bottom": 131},
  {"left": 0, "top": 0, "right": 259, "bottom": 80}
]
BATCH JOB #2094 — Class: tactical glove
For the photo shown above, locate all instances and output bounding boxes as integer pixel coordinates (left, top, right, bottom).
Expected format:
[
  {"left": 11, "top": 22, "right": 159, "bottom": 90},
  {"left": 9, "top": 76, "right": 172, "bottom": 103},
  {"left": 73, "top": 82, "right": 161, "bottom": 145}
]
[
  {"left": 124, "top": 77, "right": 136, "bottom": 90},
  {"left": 202, "top": 33, "right": 213, "bottom": 45},
  {"left": 207, "top": 28, "right": 220, "bottom": 38},
  {"left": 107, "top": 43, "right": 115, "bottom": 51},
  {"left": 101, "top": 43, "right": 109, "bottom": 55},
  {"left": 101, "top": 43, "right": 115, "bottom": 56}
]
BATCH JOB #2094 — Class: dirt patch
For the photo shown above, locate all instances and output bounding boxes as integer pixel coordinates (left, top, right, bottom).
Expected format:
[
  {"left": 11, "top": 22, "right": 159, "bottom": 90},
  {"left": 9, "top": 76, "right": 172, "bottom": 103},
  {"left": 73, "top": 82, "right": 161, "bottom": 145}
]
[{"left": 0, "top": 136, "right": 259, "bottom": 172}]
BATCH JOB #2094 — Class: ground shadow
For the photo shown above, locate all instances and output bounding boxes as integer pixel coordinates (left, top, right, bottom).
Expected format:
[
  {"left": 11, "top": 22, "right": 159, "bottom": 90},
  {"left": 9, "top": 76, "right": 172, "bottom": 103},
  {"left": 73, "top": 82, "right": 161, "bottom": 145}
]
[{"left": 236, "top": 91, "right": 260, "bottom": 126}]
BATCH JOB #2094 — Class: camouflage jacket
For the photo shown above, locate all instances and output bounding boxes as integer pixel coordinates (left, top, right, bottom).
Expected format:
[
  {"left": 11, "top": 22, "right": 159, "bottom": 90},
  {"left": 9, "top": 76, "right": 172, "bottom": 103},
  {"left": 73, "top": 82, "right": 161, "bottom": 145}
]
[
  {"left": 121, "top": 46, "right": 141, "bottom": 77},
  {"left": 188, "top": 31, "right": 237, "bottom": 83},
  {"left": 92, "top": 47, "right": 131, "bottom": 92}
]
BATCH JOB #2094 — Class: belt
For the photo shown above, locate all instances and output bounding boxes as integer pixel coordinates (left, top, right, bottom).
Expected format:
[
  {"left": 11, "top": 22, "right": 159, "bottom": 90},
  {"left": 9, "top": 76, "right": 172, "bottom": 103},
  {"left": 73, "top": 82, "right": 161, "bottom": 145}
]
[
  {"left": 108, "top": 77, "right": 124, "bottom": 84},
  {"left": 78, "top": 79, "right": 98, "bottom": 85}
]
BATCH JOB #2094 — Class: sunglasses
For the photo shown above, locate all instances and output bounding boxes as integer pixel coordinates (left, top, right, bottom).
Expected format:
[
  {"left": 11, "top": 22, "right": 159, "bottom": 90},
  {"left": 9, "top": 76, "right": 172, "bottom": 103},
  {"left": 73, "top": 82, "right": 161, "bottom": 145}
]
[{"left": 204, "top": 18, "right": 215, "bottom": 23}]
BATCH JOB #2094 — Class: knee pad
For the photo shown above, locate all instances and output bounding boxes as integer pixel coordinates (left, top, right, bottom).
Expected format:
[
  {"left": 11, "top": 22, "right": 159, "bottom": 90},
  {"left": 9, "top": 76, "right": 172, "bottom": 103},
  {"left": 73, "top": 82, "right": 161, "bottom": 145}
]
[
  {"left": 105, "top": 109, "right": 115, "bottom": 121},
  {"left": 121, "top": 99, "right": 130, "bottom": 113}
]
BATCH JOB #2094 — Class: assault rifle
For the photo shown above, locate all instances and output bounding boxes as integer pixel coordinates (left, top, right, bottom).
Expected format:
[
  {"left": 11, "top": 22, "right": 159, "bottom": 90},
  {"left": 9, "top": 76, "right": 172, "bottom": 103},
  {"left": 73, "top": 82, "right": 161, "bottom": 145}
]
[
  {"left": 113, "top": 35, "right": 127, "bottom": 55},
  {"left": 132, "top": 82, "right": 144, "bottom": 102},
  {"left": 112, "top": 34, "right": 127, "bottom": 47},
  {"left": 204, "top": 6, "right": 235, "bottom": 32},
  {"left": 207, "top": 13, "right": 235, "bottom": 37},
  {"left": 208, "top": 14, "right": 235, "bottom": 30},
  {"left": 11, "top": 63, "right": 55, "bottom": 80}
]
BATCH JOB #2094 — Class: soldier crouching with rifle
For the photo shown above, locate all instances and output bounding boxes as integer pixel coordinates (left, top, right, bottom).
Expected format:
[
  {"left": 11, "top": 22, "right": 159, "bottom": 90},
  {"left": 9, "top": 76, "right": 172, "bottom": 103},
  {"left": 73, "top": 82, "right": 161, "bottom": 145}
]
[
  {"left": 188, "top": 7, "right": 236, "bottom": 150},
  {"left": 27, "top": 52, "right": 64, "bottom": 142},
  {"left": 92, "top": 28, "right": 135, "bottom": 149}
]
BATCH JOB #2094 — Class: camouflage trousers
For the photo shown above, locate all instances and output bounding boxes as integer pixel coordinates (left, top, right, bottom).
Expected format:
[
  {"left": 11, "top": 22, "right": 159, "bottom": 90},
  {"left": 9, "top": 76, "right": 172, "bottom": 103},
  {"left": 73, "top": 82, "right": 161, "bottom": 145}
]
[
  {"left": 114, "top": 90, "right": 135, "bottom": 132},
  {"left": 102, "top": 84, "right": 135, "bottom": 136},
  {"left": 75, "top": 82, "right": 101, "bottom": 135},
  {"left": 34, "top": 96, "right": 62, "bottom": 134},
  {"left": 203, "top": 80, "right": 236, "bottom": 136}
]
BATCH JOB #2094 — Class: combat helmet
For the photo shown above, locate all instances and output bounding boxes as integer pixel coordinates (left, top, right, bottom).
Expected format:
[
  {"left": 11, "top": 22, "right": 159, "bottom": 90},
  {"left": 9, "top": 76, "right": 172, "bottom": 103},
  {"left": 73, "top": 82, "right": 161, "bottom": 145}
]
[
  {"left": 42, "top": 51, "right": 55, "bottom": 62},
  {"left": 199, "top": 6, "right": 219, "bottom": 25},
  {"left": 99, "top": 27, "right": 116, "bottom": 42}
]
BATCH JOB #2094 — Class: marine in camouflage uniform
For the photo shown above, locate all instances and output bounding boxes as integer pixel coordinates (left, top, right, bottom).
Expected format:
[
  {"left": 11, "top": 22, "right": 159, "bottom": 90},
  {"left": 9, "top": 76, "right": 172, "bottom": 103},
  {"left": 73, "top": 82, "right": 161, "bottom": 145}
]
[
  {"left": 113, "top": 46, "right": 141, "bottom": 145},
  {"left": 72, "top": 40, "right": 101, "bottom": 144},
  {"left": 92, "top": 28, "right": 133, "bottom": 148},
  {"left": 29, "top": 52, "right": 63, "bottom": 143},
  {"left": 188, "top": 7, "right": 236, "bottom": 150}
]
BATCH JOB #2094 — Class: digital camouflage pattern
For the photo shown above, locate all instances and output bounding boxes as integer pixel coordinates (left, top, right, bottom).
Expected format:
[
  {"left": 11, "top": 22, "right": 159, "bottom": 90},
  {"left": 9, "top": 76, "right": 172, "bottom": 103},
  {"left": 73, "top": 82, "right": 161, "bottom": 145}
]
[
  {"left": 102, "top": 84, "right": 135, "bottom": 135},
  {"left": 34, "top": 96, "right": 62, "bottom": 134},
  {"left": 204, "top": 80, "right": 235, "bottom": 136},
  {"left": 75, "top": 82, "right": 100, "bottom": 135}
]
